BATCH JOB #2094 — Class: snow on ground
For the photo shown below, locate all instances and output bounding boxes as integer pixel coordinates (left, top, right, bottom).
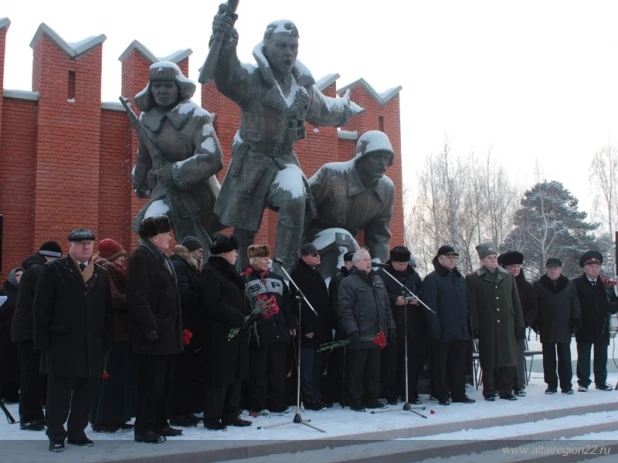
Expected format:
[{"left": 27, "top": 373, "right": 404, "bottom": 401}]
[{"left": 2, "top": 373, "right": 618, "bottom": 442}]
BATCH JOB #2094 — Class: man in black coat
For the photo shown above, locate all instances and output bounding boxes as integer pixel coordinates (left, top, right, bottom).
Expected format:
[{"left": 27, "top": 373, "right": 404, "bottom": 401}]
[
  {"left": 290, "top": 243, "right": 333, "bottom": 411},
  {"left": 424, "top": 245, "right": 475, "bottom": 405},
  {"left": 533, "top": 258, "right": 581, "bottom": 394},
  {"left": 338, "top": 249, "right": 396, "bottom": 411},
  {"left": 200, "top": 234, "right": 252, "bottom": 430},
  {"left": 127, "top": 216, "right": 184, "bottom": 444},
  {"left": 498, "top": 251, "right": 538, "bottom": 397},
  {"left": 33, "top": 229, "right": 113, "bottom": 452},
  {"left": 11, "top": 241, "right": 62, "bottom": 431},
  {"left": 169, "top": 236, "right": 204, "bottom": 426},
  {"left": 377, "top": 246, "right": 425, "bottom": 405},
  {"left": 573, "top": 251, "right": 618, "bottom": 392},
  {"left": 244, "top": 244, "right": 296, "bottom": 415}
]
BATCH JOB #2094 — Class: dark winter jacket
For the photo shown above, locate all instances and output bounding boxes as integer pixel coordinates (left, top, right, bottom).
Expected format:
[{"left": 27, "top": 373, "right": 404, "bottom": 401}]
[
  {"left": 0, "top": 278, "right": 19, "bottom": 345},
  {"left": 33, "top": 256, "right": 114, "bottom": 377},
  {"left": 338, "top": 267, "right": 396, "bottom": 350},
  {"left": 11, "top": 253, "right": 48, "bottom": 343},
  {"left": 201, "top": 256, "right": 249, "bottom": 386},
  {"left": 467, "top": 266, "right": 524, "bottom": 369},
  {"left": 573, "top": 274, "right": 618, "bottom": 345},
  {"left": 533, "top": 274, "right": 581, "bottom": 344},
  {"left": 376, "top": 262, "right": 424, "bottom": 340},
  {"left": 290, "top": 259, "right": 332, "bottom": 348},
  {"left": 328, "top": 266, "right": 350, "bottom": 320},
  {"left": 94, "top": 255, "right": 129, "bottom": 342},
  {"left": 243, "top": 266, "right": 296, "bottom": 347},
  {"left": 126, "top": 242, "right": 184, "bottom": 356},
  {"left": 514, "top": 269, "right": 538, "bottom": 328},
  {"left": 171, "top": 245, "right": 203, "bottom": 349},
  {"left": 423, "top": 258, "right": 472, "bottom": 343}
]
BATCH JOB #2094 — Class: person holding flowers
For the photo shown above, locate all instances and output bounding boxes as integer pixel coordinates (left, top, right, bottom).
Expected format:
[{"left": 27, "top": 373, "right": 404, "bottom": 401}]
[
  {"left": 243, "top": 244, "right": 297, "bottom": 416},
  {"left": 338, "top": 249, "right": 396, "bottom": 412},
  {"left": 200, "top": 234, "right": 252, "bottom": 431},
  {"left": 573, "top": 250, "right": 618, "bottom": 391}
]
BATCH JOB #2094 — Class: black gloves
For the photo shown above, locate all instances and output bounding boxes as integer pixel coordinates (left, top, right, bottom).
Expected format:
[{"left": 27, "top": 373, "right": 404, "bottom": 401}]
[
  {"left": 145, "top": 330, "right": 159, "bottom": 342},
  {"left": 473, "top": 329, "right": 480, "bottom": 339},
  {"left": 388, "top": 329, "right": 397, "bottom": 342},
  {"left": 349, "top": 331, "right": 359, "bottom": 344},
  {"left": 571, "top": 318, "right": 581, "bottom": 333},
  {"left": 515, "top": 327, "right": 526, "bottom": 340}
]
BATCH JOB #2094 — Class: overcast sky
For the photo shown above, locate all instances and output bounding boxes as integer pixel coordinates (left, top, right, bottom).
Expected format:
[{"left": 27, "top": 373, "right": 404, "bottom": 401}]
[{"left": 3, "top": 0, "right": 618, "bottom": 217}]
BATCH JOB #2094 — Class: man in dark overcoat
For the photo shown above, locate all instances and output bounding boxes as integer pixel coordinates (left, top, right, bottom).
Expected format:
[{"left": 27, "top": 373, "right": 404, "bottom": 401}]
[
  {"left": 466, "top": 242, "right": 524, "bottom": 401},
  {"left": 200, "top": 234, "right": 252, "bottom": 430},
  {"left": 533, "top": 258, "right": 581, "bottom": 394},
  {"left": 498, "top": 251, "right": 538, "bottom": 396},
  {"left": 127, "top": 215, "right": 184, "bottom": 443},
  {"left": 573, "top": 251, "right": 618, "bottom": 392},
  {"left": 33, "top": 229, "right": 113, "bottom": 452},
  {"left": 290, "top": 243, "right": 333, "bottom": 411},
  {"left": 424, "top": 245, "right": 475, "bottom": 405},
  {"left": 11, "top": 241, "right": 62, "bottom": 431},
  {"left": 377, "top": 246, "right": 425, "bottom": 405}
]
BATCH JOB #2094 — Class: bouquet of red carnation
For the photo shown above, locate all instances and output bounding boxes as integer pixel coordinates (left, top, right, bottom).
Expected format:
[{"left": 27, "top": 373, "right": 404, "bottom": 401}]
[
  {"left": 601, "top": 277, "right": 617, "bottom": 303},
  {"left": 183, "top": 329, "right": 193, "bottom": 346},
  {"left": 318, "top": 330, "right": 388, "bottom": 352},
  {"left": 228, "top": 294, "right": 280, "bottom": 341}
]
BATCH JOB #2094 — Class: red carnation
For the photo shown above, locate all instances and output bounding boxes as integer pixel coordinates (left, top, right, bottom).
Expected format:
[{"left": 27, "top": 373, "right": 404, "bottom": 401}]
[
  {"left": 373, "top": 331, "right": 387, "bottom": 349},
  {"left": 100, "top": 371, "right": 110, "bottom": 380},
  {"left": 242, "top": 267, "right": 253, "bottom": 277},
  {"left": 183, "top": 329, "right": 193, "bottom": 346}
]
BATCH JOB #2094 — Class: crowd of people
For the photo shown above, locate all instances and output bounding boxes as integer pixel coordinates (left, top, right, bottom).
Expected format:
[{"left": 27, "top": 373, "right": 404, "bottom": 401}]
[{"left": 0, "top": 218, "right": 616, "bottom": 452}]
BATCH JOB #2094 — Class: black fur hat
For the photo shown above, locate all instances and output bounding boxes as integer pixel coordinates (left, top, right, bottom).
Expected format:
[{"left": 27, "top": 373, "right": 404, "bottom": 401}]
[
  {"left": 139, "top": 215, "right": 172, "bottom": 239},
  {"left": 210, "top": 234, "right": 240, "bottom": 255},
  {"left": 390, "top": 246, "right": 411, "bottom": 263},
  {"left": 498, "top": 250, "right": 524, "bottom": 267}
]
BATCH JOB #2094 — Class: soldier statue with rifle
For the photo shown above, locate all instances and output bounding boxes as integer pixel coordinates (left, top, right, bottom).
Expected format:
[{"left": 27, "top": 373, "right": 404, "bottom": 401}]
[
  {"left": 122, "top": 61, "right": 224, "bottom": 252},
  {"left": 200, "top": 1, "right": 364, "bottom": 272}
]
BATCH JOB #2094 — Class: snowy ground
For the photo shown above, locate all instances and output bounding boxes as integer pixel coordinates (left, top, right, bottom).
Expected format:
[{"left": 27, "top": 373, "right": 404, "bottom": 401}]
[{"left": 2, "top": 373, "right": 618, "bottom": 443}]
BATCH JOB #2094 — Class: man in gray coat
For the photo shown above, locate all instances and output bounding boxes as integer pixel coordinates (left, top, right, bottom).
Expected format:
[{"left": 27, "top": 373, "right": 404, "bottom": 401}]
[{"left": 338, "top": 250, "right": 396, "bottom": 411}]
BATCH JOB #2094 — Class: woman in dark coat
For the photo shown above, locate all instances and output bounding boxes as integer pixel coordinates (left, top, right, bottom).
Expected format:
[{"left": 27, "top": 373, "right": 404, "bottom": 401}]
[
  {"left": 0, "top": 267, "right": 23, "bottom": 402},
  {"left": 90, "top": 239, "right": 137, "bottom": 433},
  {"left": 200, "top": 234, "right": 252, "bottom": 431}
]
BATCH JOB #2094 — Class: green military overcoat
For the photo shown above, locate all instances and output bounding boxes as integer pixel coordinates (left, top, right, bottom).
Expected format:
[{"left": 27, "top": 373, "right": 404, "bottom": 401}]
[{"left": 466, "top": 266, "right": 525, "bottom": 369}]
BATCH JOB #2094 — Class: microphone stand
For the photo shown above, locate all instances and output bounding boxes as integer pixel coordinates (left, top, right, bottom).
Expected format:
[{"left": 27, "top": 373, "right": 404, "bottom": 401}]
[
  {"left": 372, "top": 268, "right": 427, "bottom": 419},
  {"left": 258, "top": 265, "right": 325, "bottom": 433}
]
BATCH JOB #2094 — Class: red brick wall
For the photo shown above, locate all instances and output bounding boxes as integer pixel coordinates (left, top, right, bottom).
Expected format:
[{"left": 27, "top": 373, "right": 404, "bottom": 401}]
[
  {"left": 0, "top": 25, "right": 403, "bottom": 277},
  {"left": 0, "top": 98, "right": 37, "bottom": 274}
]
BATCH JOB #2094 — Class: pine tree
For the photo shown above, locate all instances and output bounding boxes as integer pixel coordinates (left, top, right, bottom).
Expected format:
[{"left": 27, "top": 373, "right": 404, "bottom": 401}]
[{"left": 503, "top": 181, "right": 598, "bottom": 278}]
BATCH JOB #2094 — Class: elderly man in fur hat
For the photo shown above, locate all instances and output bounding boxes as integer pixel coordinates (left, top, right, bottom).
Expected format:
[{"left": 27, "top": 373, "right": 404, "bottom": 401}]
[
  {"left": 131, "top": 61, "right": 224, "bottom": 252},
  {"left": 573, "top": 251, "right": 618, "bottom": 392},
  {"left": 127, "top": 216, "right": 184, "bottom": 443},
  {"left": 209, "top": 15, "right": 364, "bottom": 273},
  {"left": 466, "top": 242, "right": 525, "bottom": 401},
  {"left": 243, "top": 244, "right": 296, "bottom": 416},
  {"left": 498, "top": 251, "right": 538, "bottom": 397}
]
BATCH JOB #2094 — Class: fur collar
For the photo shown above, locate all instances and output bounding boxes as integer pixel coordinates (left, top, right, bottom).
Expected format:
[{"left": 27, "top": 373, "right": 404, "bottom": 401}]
[
  {"left": 139, "top": 101, "right": 203, "bottom": 133},
  {"left": 476, "top": 265, "right": 509, "bottom": 277},
  {"left": 172, "top": 245, "right": 199, "bottom": 271},
  {"left": 207, "top": 256, "right": 244, "bottom": 289},
  {"left": 540, "top": 274, "right": 569, "bottom": 293}
]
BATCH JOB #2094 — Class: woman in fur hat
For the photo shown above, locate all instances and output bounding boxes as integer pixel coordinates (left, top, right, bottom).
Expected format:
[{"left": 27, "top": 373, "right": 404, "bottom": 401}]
[
  {"left": 200, "top": 234, "right": 252, "bottom": 430},
  {"left": 89, "top": 239, "right": 137, "bottom": 433}
]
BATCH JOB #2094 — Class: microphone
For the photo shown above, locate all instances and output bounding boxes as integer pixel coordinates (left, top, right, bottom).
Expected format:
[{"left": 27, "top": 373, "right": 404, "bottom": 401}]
[
  {"left": 272, "top": 258, "right": 286, "bottom": 266},
  {"left": 372, "top": 262, "right": 388, "bottom": 268}
]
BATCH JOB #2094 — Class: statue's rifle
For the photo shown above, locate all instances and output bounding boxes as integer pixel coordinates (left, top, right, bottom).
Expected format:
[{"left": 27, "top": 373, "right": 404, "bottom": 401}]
[
  {"left": 198, "top": 0, "right": 240, "bottom": 84},
  {"left": 119, "top": 96, "right": 166, "bottom": 167}
]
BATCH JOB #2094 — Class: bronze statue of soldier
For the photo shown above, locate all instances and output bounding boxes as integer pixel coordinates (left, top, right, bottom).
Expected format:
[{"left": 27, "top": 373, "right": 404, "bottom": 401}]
[
  {"left": 127, "top": 62, "right": 224, "bottom": 252},
  {"left": 206, "top": 10, "right": 364, "bottom": 272}
]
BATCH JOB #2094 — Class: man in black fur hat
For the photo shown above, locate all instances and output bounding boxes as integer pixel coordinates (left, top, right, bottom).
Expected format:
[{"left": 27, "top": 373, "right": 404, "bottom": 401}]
[
  {"left": 377, "top": 246, "right": 425, "bottom": 405},
  {"left": 498, "top": 251, "right": 538, "bottom": 396},
  {"left": 573, "top": 251, "right": 618, "bottom": 391},
  {"left": 127, "top": 215, "right": 184, "bottom": 443}
]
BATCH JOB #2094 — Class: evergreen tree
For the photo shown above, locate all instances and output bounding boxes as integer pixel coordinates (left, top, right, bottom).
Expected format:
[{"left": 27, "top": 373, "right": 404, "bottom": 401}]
[{"left": 503, "top": 181, "right": 598, "bottom": 278}]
